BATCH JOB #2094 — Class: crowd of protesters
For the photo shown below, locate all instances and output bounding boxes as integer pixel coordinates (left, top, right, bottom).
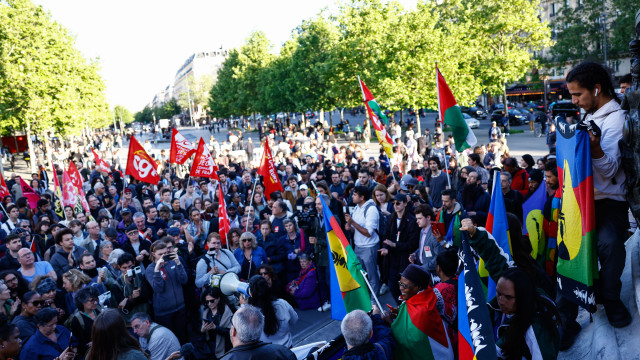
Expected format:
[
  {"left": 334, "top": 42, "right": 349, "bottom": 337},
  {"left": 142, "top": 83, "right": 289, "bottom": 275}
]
[{"left": 0, "top": 62, "right": 632, "bottom": 360}]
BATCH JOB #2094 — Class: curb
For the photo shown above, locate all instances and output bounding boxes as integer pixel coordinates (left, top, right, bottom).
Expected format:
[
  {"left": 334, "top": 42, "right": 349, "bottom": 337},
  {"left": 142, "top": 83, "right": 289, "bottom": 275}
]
[{"left": 631, "top": 231, "right": 640, "bottom": 320}]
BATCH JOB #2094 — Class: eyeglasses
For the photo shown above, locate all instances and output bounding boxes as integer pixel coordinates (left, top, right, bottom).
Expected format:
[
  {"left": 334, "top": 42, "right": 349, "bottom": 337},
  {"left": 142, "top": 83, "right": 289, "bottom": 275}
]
[
  {"left": 398, "top": 281, "right": 412, "bottom": 289},
  {"left": 4, "top": 277, "right": 17, "bottom": 283}
]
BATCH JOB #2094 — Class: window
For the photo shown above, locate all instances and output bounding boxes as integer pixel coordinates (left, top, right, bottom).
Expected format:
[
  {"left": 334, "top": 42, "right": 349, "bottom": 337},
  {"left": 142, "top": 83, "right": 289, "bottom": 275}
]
[{"left": 551, "top": 3, "right": 557, "bottom": 16}]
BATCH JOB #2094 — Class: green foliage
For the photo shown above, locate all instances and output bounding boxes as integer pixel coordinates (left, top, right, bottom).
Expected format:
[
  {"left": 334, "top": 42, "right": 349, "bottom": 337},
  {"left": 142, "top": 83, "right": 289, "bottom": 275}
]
[
  {"left": 549, "top": 0, "right": 638, "bottom": 64},
  {"left": 0, "top": 0, "right": 109, "bottom": 136},
  {"left": 114, "top": 105, "right": 134, "bottom": 124},
  {"left": 207, "top": 0, "right": 551, "bottom": 117}
]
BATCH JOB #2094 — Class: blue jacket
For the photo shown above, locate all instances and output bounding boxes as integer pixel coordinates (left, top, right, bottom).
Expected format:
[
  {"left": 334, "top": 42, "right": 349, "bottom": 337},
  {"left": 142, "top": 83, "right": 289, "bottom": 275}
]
[
  {"left": 342, "top": 315, "right": 395, "bottom": 360},
  {"left": 20, "top": 325, "right": 74, "bottom": 360},
  {"left": 145, "top": 260, "right": 188, "bottom": 316},
  {"left": 233, "top": 246, "right": 268, "bottom": 269}
]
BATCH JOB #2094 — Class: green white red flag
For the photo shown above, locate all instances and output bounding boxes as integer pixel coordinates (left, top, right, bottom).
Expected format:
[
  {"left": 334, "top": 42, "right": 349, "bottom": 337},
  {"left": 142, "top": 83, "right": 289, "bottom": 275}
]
[
  {"left": 358, "top": 77, "right": 395, "bottom": 158},
  {"left": 436, "top": 65, "right": 477, "bottom": 151}
]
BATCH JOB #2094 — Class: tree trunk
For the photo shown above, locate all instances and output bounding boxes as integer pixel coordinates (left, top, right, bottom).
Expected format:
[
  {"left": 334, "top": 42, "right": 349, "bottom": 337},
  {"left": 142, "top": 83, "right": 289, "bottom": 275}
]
[
  {"left": 25, "top": 122, "right": 37, "bottom": 173},
  {"left": 400, "top": 109, "right": 404, "bottom": 125},
  {"left": 319, "top": 109, "right": 325, "bottom": 127},
  {"left": 43, "top": 135, "right": 53, "bottom": 169},
  {"left": 329, "top": 110, "right": 333, "bottom": 127},
  {"left": 340, "top": 108, "right": 344, "bottom": 122},
  {"left": 415, "top": 105, "right": 421, "bottom": 136}
]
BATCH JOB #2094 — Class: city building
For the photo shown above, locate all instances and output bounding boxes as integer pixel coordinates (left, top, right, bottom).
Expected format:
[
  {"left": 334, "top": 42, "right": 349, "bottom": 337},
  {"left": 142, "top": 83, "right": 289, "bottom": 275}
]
[{"left": 173, "top": 49, "right": 228, "bottom": 101}]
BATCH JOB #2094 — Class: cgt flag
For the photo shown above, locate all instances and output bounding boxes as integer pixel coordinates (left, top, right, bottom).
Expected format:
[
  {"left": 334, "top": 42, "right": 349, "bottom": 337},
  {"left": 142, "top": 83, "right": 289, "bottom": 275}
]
[
  {"left": 126, "top": 135, "right": 160, "bottom": 184},
  {"left": 258, "top": 141, "right": 283, "bottom": 200},
  {"left": 91, "top": 149, "right": 111, "bottom": 173},
  {"left": 0, "top": 172, "right": 10, "bottom": 199},
  {"left": 318, "top": 195, "right": 371, "bottom": 320},
  {"left": 555, "top": 118, "right": 597, "bottom": 312},
  {"left": 67, "top": 161, "right": 84, "bottom": 190},
  {"left": 170, "top": 128, "right": 196, "bottom": 164},
  {"left": 218, "top": 184, "right": 231, "bottom": 248},
  {"left": 190, "top": 138, "right": 219, "bottom": 180},
  {"left": 437, "top": 65, "right": 477, "bottom": 151},
  {"left": 458, "top": 233, "right": 498, "bottom": 360},
  {"left": 358, "top": 77, "right": 395, "bottom": 158}
]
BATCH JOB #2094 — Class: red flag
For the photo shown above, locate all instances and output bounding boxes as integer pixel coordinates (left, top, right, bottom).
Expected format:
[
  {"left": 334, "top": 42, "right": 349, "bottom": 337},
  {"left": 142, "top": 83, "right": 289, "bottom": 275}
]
[
  {"left": 30, "top": 238, "right": 37, "bottom": 254},
  {"left": 67, "top": 161, "right": 84, "bottom": 190},
  {"left": 257, "top": 142, "right": 283, "bottom": 200},
  {"left": 300, "top": 228, "right": 306, "bottom": 252},
  {"left": 18, "top": 177, "right": 40, "bottom": 209},
  {"left": 170, "top": 128, "right": 196, "bottom": 164},
  {"left": 218, "top": 184, "right": 231, "bottom": 248},
  {"left": 126, "top": 135, "right": 160, "bottom": 184},
  {"left": 0, "top": 173, "right": 10, "bottom": 199},
  {"left": 91, "top": 149, "right": 111, "bottom": 173},
  {"left": 51, "top": 161, "right": 61, "bottom": 195},
  {"left": 190, "top": 138, "right": 219, "bottom": 180},
  {"left": 61, "top": 171, "right": 78, "bottom": 207}
]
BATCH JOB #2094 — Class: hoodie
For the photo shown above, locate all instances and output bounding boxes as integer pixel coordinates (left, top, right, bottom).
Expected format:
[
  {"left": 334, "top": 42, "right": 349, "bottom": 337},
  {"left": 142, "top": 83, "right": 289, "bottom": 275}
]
[{"left": 145, "top": 260, "right": 188, "bottom": 316}]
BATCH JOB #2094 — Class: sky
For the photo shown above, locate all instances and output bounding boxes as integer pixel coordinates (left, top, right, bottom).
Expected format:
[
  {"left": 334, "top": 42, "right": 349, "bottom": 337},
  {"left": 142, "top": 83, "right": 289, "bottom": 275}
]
[{"left": 34, "top": 0, "right": 417, "bottom": 113}]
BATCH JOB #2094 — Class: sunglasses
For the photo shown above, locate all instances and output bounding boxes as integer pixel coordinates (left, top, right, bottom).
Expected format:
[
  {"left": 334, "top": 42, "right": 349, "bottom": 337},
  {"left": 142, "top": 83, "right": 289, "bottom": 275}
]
[
  {"left": 30, "top": 300, "right": 45, "bottom": 307},
  {"left": 203, "top": 299, "right": 218, "bottom": 305},
  {"left": 242, "top": 239, "right": 252, "bottom": 242},
  {"left": 259, "top": 272, "right": 269, "bottom": 276}
]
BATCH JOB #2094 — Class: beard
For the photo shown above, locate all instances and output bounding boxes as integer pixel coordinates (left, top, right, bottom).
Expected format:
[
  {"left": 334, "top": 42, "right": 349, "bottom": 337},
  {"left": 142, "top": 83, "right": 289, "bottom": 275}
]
[{"left": 461, "top": 182, "right": 479, "bottom": 202}]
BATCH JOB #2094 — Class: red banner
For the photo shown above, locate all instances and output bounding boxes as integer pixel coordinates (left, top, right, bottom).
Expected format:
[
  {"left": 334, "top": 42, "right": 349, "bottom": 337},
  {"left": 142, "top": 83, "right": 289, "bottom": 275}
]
[
  {"left": 189, "top": 138, "right": 219, "bottom": 180},
  {"left": 92, "top": 148, "right": 111, "bottom": 173},
  {"left": 170, "top": 128, "right": 196, "bottom": 164},
  {"left": 257, "top": 141, "right": 283, "bottom": 200},
  {"left": 61, "top": 170, "right": 78, "bottom": 207},
  {"left": 219, "top": 184, "right": 231, "bottom": 247},
  {"left": 0, "top": 173, "right": 10, "bottom": 198},
  {"left": 126, "top": 135, "right": 160, "bottom": 184}
]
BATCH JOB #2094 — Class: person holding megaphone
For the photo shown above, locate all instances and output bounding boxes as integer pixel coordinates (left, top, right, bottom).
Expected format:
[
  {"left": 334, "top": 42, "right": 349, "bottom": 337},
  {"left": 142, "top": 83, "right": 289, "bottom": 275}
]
[{"left": 195, "top": 233, "right": 240, "bottom": 289}]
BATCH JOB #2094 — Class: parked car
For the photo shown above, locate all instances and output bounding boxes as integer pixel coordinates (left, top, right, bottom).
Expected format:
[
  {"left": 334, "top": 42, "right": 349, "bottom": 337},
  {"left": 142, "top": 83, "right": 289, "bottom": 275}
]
[
  {"left": 463, "top": 113, "right": 480, "bottom": 129},
  {"left": 491, "top": 109, "right": 527, "bottom": 126},
  {"left": 551, "top": 101, "right": 581, "bottom": 120},
  {"left": 462, "top": 106, "right": 488, "bottom": 119}
]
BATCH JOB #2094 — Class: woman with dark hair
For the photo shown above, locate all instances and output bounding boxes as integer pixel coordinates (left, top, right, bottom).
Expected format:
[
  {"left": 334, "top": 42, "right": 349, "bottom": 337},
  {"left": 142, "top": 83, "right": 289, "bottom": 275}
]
[
  {"left": 227, "top": 228, "right": 242, "bottom": 252},
  {"left": 198, "top": 287, "right": 232, "bottom": 358},
  {"left": 243, "top": 275, "right": 298, "bottom": 348},
  {"left": 0, "top": 315, "right": 21, "bottom": 360},
  {"left": 12, "top": 291, "right": 42, "bottom": 343},
  {"left": 32, "top": 220, "right": 51, "bottom": 254},
  {"left": 86, "top": 309, "right": 148, "bottom": 360},
  {"left": 20, "top": 307, "right": 77, "bottom": 360},
  {"left": 461, "top": 217, "right": 560, "bottom": 359},
  {"left": 68, "top": 286, "right": 101, "bottom": 357}
]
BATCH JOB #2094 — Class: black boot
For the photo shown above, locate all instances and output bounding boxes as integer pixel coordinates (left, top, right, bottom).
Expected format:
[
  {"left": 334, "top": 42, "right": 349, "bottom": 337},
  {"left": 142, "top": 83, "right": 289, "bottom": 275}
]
[
  {"left": 559, "top": 319, "right": 582, "bottom": 351},
  {"left": 603, "top": 299, "right": 632, "bottom": 328}
]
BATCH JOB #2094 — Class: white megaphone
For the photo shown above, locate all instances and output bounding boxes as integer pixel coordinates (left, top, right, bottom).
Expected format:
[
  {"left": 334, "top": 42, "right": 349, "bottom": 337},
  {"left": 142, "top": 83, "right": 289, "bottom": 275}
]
[{"left": 209, "top": 272, "right": 250, "bottom": 297}]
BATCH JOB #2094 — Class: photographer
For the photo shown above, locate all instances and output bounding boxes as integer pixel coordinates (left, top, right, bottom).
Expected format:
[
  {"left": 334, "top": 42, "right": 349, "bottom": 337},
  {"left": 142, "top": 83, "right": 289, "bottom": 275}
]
[
  {"left": 145, "top": 240, "right": 188, "bottom": 344},
  {"left": 112, "top": 253, "right": 150, "bottom": 325}
]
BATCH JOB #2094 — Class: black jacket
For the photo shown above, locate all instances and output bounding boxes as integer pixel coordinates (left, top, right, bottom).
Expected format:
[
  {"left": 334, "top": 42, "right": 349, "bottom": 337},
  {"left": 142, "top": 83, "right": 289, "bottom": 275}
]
[
  {"left": 382, "top": 211, "right": 419, "bottom": 272},
  {"left": 220, "top": 341, "right": 296, "bottom": 360}
]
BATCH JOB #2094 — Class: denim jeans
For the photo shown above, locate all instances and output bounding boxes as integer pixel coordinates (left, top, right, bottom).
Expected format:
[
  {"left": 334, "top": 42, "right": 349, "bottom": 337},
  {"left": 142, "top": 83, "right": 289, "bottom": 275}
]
[{"left": 355, "top": 244, "right": 381, "bottom": 297}]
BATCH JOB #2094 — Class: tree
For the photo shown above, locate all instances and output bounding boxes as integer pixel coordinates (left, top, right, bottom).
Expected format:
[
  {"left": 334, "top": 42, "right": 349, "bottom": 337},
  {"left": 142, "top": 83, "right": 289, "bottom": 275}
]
[
  {"left": 114, "top": 105, "right": 134, "bottom": 124},
  {"left": 549, "top": 0, "right": 638, "bottom": 65},
  {"left": 0, "top": 0, "right": 109, "bottom": 171},
  {"left": 444, "top": 0, "right": 552, "bottom": 105},
  {"left": 210, "top": 49, "right": 242, "bottom": 118},
  {"left": 234, "top": 31, "right": 276, "bottom": 116}
]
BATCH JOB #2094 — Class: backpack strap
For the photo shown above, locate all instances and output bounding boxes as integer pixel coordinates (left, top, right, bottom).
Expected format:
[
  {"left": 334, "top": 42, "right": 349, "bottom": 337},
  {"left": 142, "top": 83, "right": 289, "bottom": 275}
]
[{"left": 147, "top": 324, "right": 161, "bottom": 340}]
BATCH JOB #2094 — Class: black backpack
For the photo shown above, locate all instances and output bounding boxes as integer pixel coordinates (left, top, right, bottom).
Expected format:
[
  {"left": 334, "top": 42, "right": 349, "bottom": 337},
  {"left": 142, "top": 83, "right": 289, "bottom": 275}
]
[{"left": 363, "top": 202, "right": 388, "bottom": 239}]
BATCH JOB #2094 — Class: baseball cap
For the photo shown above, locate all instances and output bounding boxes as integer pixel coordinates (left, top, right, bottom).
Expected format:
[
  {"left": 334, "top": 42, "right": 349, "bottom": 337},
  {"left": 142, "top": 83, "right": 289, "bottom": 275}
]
[
  {"left": 125, "top": 224, "right": 137, "bottom": 233},
  {"left": 300, "top": 184, "right": 308, "bottom": 190},
  {"left": 121, "top": 208, "right": 132, "bottom": 215},
  {"left": 167, "top": 227, "right": 180, "bottom": 236}
]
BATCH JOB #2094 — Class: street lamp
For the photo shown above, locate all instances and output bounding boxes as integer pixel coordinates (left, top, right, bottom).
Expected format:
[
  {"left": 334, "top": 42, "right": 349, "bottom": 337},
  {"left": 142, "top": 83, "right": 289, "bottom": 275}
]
[{"left": 600, "top": 0, "right": 607, "bottom": 66}]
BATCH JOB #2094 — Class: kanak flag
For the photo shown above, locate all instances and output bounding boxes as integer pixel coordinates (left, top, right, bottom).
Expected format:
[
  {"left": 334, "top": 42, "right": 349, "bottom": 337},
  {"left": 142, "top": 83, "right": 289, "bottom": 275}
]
[
  {"left": 190, "top": 138, "right": 219, "bottom": 180},
  {"left": 67, "top": 161, "right": 84, "bottom": 190},
  {"left": 218, "top": 184, "right": 231, "bottom": 248},
  {"left": 91, "top": 149, "right": 111, "bottom": 173},
  {"left": 257, "top": 141, "right": 283, "bottom": 200},
  {"left": 0, "top": 172, "right": 10, "bottom": 198},
  {"left": 170, "top": 128, "right": 196, "bottom": 164},
  {"left": 126, "top": 135, "right": 160, "bottom": 184},
  {"left": 18, "top": 177, "right": 40, "bottom": 209}
]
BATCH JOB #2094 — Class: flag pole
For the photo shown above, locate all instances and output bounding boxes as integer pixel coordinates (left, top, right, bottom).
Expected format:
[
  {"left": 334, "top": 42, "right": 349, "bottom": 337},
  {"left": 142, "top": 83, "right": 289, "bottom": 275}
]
[
  {"left": 0, "top": 202, "right": 7, "bottom": 218},
  {"left": 384, "top": 153, "right": 397, "bottom": 183},
  {"left": 444, "top": 154, "right": 451, "bottom": 189},
  {"left": 359, "top": 269, "right": 386, "bottom": 316},
  {"left": 246, "top": 178, "right": 258, "bottom": 233}
]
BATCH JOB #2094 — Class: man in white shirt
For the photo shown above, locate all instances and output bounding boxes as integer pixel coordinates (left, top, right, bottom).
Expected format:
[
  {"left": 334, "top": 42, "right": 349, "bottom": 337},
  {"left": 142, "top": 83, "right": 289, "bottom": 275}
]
[
  {"left": 131, "top": 312, "right": 182, "bottom": 360},
  {"left": 344, "top": 186, "right": 380, "bottom": 296}
]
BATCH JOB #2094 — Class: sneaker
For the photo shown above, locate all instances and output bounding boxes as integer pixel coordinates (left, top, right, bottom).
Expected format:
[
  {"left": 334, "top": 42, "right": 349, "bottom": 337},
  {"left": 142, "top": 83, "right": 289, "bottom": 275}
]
[
  {"left": 559, "top": 320, "right": 581, "bottom": 351},
  {"left": 604, "top": 299, "right": 632, "bottom": 328},
  {"left": 379, "top": 283, "right": 389, "bottom": 296},
  {"left": 318, "top": 302, "right": 331, "bottom": 312}
]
